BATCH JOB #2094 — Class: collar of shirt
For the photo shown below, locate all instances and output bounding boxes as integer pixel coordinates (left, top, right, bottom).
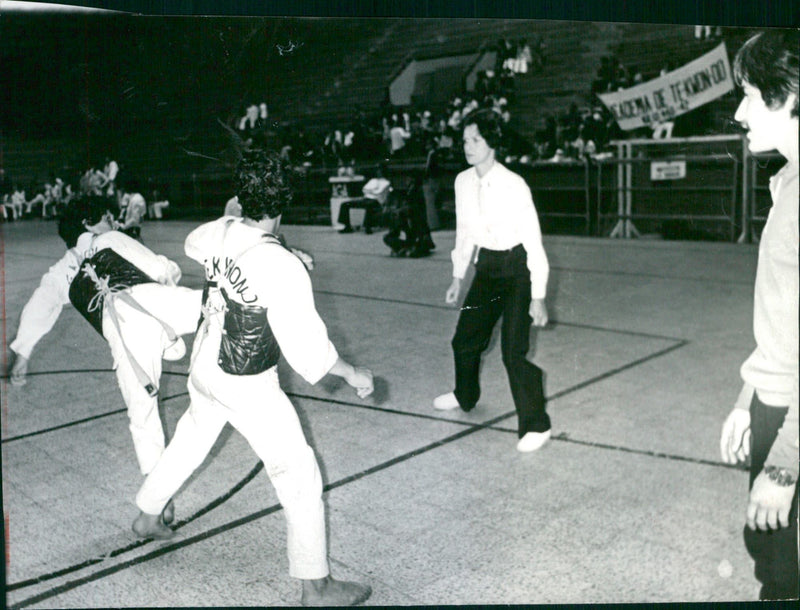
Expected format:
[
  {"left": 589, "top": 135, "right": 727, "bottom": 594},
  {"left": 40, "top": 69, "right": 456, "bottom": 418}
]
[{"left": 469, "top": 161, "right": 501, "bottom": 189}]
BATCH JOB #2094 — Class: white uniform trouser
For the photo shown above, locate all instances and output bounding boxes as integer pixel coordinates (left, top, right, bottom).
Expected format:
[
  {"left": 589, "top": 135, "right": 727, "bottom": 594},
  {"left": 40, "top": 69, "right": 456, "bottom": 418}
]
[
  {"left": 103, "top": 284, "right": 202, "bottom": 475},
  {"left": 136, "top": 321, "right": 329, "bottom": 580}
]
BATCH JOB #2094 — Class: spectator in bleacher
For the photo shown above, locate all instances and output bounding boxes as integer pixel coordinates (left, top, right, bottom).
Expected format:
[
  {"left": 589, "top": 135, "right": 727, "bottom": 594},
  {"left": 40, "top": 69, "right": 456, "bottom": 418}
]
[
  {"left": 497, "top": 67, "right": 516, "bottom": 100},
  {"left": 389, "top": 116, "right": 411, "bottom": 156},
  {"left": 580, "top": 107, "right": 609, "bottom": 152},
  {"left": 238, "top": 103, "right": 260, "bottom": 132},
  {"left": 719, "top": 29, "right": 798, "bottom": 602},
  {"left": 433, "top": 109, "right": 552, "bottom": 454},
  {"left": 24, "top": 181, "right": 56, "bottom": 219},
  {"left": 80, "top": 167, "right": 106, "bottom": 195},
  {"left": 5, "top": 185, "right": 27, "bottom": 220},
  {"left": 116, "top": 182, "right": 147, "bottom": 242},
  {"left": 529, "top": 35, "right": 546, "bottom": 73},
  {"left": 323, "top": 129, "right": 344, "bottom": 166},
  {"left": 100, "top": 157, "right": 120, "bottom": 196},
  {"left": 147, "top": 189, "right": 170, "bottom": 220},
  {"left": 434, "top": 119, "right": 455, "bottom": 160},
  {"left": 535, "top": 114, "right": 558, "bottom": 160}
]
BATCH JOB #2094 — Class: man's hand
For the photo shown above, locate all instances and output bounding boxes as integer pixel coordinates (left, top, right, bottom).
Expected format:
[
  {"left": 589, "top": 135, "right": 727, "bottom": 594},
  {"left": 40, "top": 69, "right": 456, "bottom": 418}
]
[
  {"left": 747, "top": 470, "right": 797, "bottom": 530},
  {"left": 445, "top": 278, "right": 461, "bottom": 305},
  {"left": 10, "top": 354, "right": 29, "bottom": 386},
  {"left": 529, "top": 298, "right": 548, "bottom": 327},
  {"left": 290, "top": 247, "right": 315, "bottom": 271},
  {"left": 348, "top": 366, "right": 374, "bottom": 399},
  {"left": 720, "top": 407, "right": 751, "bottom": 464}
]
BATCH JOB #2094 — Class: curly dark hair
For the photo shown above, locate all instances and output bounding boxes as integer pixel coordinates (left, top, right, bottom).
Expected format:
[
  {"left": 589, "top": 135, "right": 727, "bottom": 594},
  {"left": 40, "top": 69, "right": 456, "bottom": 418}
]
[
  {"left": 57, "top": 194, "right": 115, "bottom": 248},
  {"left": 234, "top": 148, "right": 293, "bottom": 221},
  {"left": 734, "top": 30, "right": 799, "bottom": 118}
]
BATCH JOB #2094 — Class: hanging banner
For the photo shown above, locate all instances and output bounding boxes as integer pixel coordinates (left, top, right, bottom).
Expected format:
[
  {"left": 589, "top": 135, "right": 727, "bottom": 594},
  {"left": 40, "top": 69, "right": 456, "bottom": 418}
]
[{"left": 597, "top": 42, "right": 734, "bottom": 131}]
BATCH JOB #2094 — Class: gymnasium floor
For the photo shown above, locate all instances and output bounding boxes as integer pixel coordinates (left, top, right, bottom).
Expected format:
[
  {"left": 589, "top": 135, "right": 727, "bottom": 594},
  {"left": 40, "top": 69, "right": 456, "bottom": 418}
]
[{"left": 2, "top": 217, "right": 769, "bottom": 606}]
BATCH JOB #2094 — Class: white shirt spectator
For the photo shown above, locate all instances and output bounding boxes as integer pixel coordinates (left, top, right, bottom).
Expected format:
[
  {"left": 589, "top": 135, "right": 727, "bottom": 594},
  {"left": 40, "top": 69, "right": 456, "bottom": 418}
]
[
  {"left": 361, "top": 177, "right": 392, "bottom": 205},
  {"left": 390, "top": 125, "right": 410, "bottom": 153}
]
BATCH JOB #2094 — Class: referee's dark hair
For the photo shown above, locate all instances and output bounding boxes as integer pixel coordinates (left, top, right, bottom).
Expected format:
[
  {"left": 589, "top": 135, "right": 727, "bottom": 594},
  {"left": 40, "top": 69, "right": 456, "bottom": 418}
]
[{"left": 461, "top": 108, "right": 504, "bottom": 150}]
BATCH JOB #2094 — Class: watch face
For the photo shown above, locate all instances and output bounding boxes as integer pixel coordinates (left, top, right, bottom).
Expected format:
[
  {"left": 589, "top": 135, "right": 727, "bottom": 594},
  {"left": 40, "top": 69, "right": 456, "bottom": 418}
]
[{"left": 766, "top": 466, "right": 797, "bottom": 486}]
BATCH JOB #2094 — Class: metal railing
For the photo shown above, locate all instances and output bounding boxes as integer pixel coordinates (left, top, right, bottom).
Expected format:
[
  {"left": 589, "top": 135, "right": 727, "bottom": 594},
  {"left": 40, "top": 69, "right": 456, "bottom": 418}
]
[{"left": 599, "top": 135, "right": 749, "bottom": 242}]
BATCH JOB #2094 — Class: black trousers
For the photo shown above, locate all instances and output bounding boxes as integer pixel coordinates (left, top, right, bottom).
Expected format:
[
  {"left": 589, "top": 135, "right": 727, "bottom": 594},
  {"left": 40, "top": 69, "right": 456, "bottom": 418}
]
[
  {"left": 338, "top": 198, "right": 382, "bottom": 229},
  {"left": 743, "top": 393, "right": 799, "bottom": 601},
  {"left": 451, "top": 244, "right": 550, "bottom": 437}
]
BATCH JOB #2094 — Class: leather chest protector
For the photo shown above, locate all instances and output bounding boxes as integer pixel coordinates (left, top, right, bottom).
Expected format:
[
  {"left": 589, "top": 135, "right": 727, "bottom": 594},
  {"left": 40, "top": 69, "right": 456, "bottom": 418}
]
[
  {"left": 69, "top": 248, "right": 155, "bottom": 335},
  {"left": 217, "top": 287, "right": 281, "bottom": 375}
]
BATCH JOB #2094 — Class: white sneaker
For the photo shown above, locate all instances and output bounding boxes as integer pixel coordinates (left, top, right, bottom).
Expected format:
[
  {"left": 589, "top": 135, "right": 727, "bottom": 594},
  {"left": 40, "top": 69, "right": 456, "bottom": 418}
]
[
  {"left": 516, "top": 430, "right": 551, "bottom": 453},
  {"left": 433, "top": 392, "right": 460, "bottom": 410}
]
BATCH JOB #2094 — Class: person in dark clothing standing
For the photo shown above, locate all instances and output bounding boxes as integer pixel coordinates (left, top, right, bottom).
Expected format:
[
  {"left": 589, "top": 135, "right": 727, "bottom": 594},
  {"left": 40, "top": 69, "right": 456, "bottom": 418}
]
[{"left": 433, "top": 109, "right": 551, "bottom": 453}]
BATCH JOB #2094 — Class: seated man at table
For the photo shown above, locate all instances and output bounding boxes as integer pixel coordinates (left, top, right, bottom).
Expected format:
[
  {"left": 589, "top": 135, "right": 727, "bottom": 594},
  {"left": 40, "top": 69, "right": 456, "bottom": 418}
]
[{"left": 338, "top": 165, "right": 391, "bottom": 234}]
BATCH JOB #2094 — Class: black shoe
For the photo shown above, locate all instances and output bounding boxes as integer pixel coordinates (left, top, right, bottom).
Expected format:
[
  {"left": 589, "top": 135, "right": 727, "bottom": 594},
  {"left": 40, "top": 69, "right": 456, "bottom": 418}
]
[
  {"left": 339, "top": 227, "right": 354, "bottom": 234},
  {"left": 407, "top": 244, "right": 432, "bottom": 258},
  {"left": 364, "top": 227, "right": 373, "bottom": 234}
]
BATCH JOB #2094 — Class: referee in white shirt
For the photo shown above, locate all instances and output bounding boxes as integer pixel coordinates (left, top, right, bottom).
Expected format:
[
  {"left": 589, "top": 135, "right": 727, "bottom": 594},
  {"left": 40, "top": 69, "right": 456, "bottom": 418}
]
[{"left": 434, "top": 109, "right": 552, "bottom": 453}]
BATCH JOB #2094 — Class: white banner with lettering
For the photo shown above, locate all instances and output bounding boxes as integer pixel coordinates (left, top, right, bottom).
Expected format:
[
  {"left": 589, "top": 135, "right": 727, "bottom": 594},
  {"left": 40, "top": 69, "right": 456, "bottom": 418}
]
[{"left": 597, "top": 43, "right": 734, "bottom": 131}]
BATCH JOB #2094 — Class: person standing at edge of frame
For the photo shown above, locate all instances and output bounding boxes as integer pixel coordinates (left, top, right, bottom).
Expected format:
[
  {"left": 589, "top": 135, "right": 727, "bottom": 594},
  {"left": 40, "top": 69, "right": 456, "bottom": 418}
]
[
  {"left": 720, "top": 29, "right": 799, "bottom": 601},
  {"left": 433, "top": 108, "right": 552, "bottom": 454}
]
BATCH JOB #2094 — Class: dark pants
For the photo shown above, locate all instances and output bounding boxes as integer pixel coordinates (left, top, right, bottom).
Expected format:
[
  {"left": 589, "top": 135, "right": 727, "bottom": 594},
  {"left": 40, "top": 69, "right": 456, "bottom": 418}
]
[
  {"left": 743, "top": 393, "right": 799, "bottom": 601},
  {"left": 338, "top": 198, "right": 382, "bottom": 230},
  {"left": 451, "top": 244, "right": 550, "bottom": 437}
]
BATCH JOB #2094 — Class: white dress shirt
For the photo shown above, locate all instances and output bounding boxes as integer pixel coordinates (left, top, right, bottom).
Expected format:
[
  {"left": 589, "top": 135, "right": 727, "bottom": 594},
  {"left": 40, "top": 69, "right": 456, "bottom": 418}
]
[{"left": 451, "top": 161, "right": 549, "bottom": 299}]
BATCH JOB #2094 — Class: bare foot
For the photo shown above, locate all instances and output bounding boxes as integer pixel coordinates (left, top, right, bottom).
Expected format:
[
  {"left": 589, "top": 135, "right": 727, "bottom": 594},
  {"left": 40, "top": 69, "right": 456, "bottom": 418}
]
[
  {"left": 301, "top": 575, "right": 372, "bottom": 606},
  {"left": 132, "top": 511, "right": 174, "bottom": 540},
  {"left": 162, "top": 500, "right": 175, "bottom": 525}
]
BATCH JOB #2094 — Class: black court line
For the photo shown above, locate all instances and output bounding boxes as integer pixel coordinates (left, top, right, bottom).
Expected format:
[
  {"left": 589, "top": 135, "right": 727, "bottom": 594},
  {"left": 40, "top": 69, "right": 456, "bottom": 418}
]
[
  {"left": 314, "top": 289, "right": 686, "bottom": 342},
  {"left": 551, "top": 432, "right": 750, "bottom": 471},
  {"left": 310, "top": 247, "right": 756, "bottom": 285},
  {"left": 7, "top": 336, "right": 702, "bottom": 606},
  {"left": 548, "top": 265, "right": 756, "bottom": 286},
  {"left": 5, "top": 460, "right": 265, "bottom": 593},
  {"left": 1, "top": 371, "right": 190, "bottom": 444},
  {"left": 1, "top": 315, "right": 685, "bottom": 444},
  {"left": 8, "top": 380, "right": 739, "bottom": 608},
  {"left": 3, "top": 332, "right": 685, "bottom": 444},
  {"left": 287, "top": 339, "right": 690, "bottom": 435}
]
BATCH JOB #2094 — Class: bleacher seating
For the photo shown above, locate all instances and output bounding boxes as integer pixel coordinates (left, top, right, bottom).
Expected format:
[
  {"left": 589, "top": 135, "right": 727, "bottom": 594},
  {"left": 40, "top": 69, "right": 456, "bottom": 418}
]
[{"left": 2, "top": 19, "right": 763, "bottom": 222}]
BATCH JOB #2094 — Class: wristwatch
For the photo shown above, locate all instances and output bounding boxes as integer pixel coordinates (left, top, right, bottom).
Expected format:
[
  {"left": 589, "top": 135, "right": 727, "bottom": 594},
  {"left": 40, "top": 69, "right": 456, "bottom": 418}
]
[{"left": 763, "top": 465, "right": 797, "bottom": 487}]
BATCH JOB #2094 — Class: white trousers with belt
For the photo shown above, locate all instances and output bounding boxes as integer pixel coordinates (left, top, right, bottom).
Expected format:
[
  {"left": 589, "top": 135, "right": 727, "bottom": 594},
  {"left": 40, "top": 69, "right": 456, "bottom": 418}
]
[
  {"left": 102, "top": 283, "right": 202, "bottom": 475},
  {"left": 136, "top": 319, "right": 329, "bottom": 580}
]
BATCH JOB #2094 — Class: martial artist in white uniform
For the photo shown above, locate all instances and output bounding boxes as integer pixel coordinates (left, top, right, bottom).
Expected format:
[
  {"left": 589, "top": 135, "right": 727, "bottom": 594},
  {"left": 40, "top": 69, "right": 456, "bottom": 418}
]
[
  {"left": 133, "top": 148, "right": 373, "bottom": 607},
  {"left": 9, "top": 195, "right": 202, "bottom": 477}
]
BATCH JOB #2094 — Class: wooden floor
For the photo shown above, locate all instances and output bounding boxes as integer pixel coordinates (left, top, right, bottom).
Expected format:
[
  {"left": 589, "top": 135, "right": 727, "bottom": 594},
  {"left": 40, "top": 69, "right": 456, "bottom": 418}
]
[{"left": 2, "top": 217, "right": 769, "bottom": 607}]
